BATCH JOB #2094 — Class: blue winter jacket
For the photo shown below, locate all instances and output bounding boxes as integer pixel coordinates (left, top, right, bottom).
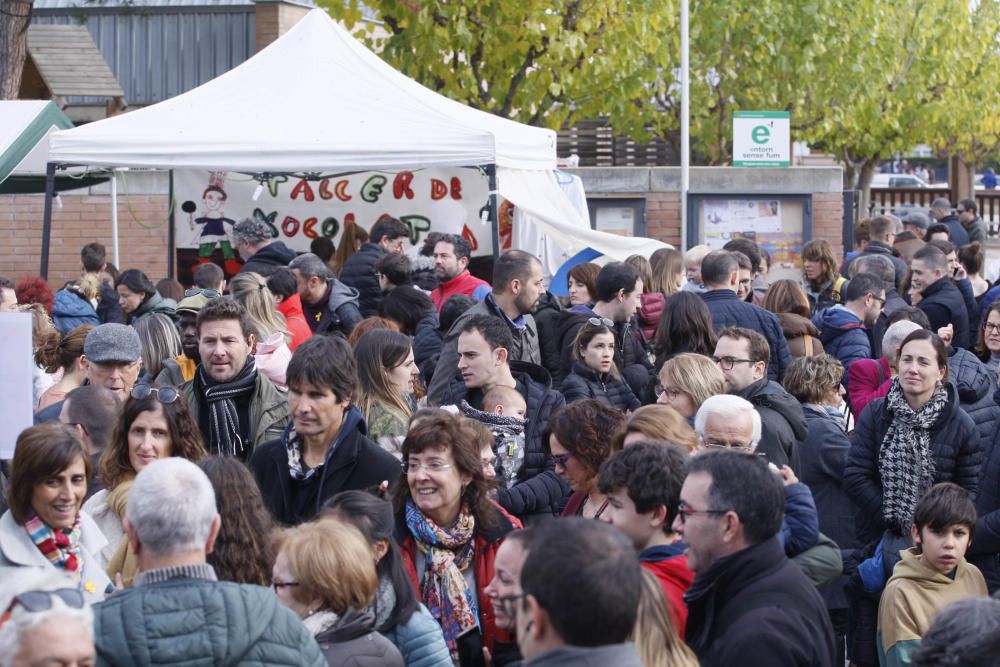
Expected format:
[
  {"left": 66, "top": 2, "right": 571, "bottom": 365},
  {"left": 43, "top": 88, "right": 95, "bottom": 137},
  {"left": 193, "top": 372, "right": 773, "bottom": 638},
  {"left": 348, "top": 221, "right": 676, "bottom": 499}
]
[
  {"left": 782, "top": 482, "right": 820, "bottom": 558},
  {"left": 382, "top": 604, "right": 452, "bottom": 667},
  {"left": 815, "top": 305, "right": 871, "bottom": 377},
  {"left": 970, "top": 387, "right": 1000, "bottom": 593},
  {"left": 700, "top": 289, "right": 792, "bottom": 381},
  {"left": 52, "top": 287, "right": 100, "bottom": 334}
]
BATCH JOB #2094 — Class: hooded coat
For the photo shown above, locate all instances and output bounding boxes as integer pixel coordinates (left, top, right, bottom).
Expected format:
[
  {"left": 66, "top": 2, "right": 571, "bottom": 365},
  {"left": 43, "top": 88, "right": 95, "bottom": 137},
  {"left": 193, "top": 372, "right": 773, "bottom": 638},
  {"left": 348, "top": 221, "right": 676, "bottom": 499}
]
[
  {"left": 52, "top": 285, "right": 100, "bottom": 334},
  {"left": 239, "top": 240, "right": 297, "bottom": 277},
  {"left": 128, "top": 291, "right": 177, "bottom": 325},
  {"left": 440, "top": 361, "right": 569, "bottom": 521},
  {"left": 531, "top": 291, "right": 563, "bottom": 380},
  {"left": 816, "top": 305, "right": 872, "bottom": 374},
  {"left": 735, "top": 378, "right": 808, "bottom": 473},
  {"left": 777, "top": 312, "right": 825, "bottom": 358},
  {"left": 556, "top": 304, "right": 653, "bottom": 392},
  {"left": 947, "top": 346, "right": 1000, "bottom": 450},
  {"left": 302, "top": 278, "right": 363, "bottom": 337},
  {"left": 877, "top": 547, "right": 986, "bottom": 667},
  {"left": 917, "top": 277, "right": 970, "bottom": 350},
  {"left": 313, "top": 607, "right": 404, "bottom": 667}
]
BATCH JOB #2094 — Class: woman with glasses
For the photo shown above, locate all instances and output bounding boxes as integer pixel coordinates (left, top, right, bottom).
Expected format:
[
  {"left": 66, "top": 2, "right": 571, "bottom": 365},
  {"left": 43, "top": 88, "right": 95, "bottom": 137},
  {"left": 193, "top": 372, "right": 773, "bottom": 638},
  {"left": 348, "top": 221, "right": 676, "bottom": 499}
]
[
  {"left": 115, "top": 269, "right": 176, "bottom": 326},
  {"left": 545, "top": 400, "right": 625, "bottom": 519},
  {"left": 560, "top": 320, "right": 640, "bottom": 412},
  {"left": 354, "top": 329, "right": 419, "bottom": 460},
  {"left": 0, "top": 424, "right": 111, "bottom": 601},
  {"left": 393, "top": 412, "right": 520, "bottom": 666},
  {"left": 976, "top": 302, "right": 1000, "bottom": 376},
  {"left": 321, "top": 491, "right": 451, "bottom": 667},
  {"left": 82, "top": 384, "right": 207, "bottom": 585},
  {"left": 272, "top": 519, "right": 404, "bottom": 667},
  {"left": 655, "top": 353, "right": 726, "bottom": 429}
]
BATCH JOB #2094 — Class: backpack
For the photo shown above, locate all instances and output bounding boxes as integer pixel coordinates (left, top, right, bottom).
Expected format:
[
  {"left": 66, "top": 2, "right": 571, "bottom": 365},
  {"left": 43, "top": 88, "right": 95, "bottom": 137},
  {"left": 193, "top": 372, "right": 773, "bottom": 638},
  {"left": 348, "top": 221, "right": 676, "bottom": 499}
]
[{"left": 831, "top": 276, "right": 847, "bottom": 304}]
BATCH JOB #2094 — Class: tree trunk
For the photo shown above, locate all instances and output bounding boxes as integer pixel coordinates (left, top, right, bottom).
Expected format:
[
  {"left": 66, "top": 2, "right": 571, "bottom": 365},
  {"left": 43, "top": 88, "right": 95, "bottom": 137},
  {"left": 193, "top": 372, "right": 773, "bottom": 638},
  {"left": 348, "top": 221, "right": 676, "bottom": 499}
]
[
  {"left": 858, "top": 158, "right": 878, "bottom": 216},
  {"left": 964, "top": 159, "right": 976, "bottom": 201},
  {"left": 0, "top": 0, "right": 33, "bottom": 100}
]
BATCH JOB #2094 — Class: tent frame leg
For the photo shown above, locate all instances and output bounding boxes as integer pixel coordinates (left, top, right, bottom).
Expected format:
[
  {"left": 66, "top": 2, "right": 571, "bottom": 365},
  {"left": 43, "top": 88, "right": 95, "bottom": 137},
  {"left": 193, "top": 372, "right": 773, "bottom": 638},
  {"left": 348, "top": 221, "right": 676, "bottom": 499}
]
[
  {"left": 485, "top": 163, "right": 500, "bottom": 261},
  {"left": 40, "top": 162, "right": 56, "bottom": 280}
]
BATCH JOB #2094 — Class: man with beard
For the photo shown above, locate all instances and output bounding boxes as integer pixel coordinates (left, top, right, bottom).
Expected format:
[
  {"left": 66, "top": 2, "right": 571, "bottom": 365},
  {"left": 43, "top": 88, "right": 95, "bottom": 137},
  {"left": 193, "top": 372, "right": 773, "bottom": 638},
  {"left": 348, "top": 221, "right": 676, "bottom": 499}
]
[
  {"left": 155, "top": 289, "right": 218, "bottom": 385},
  {"left": 430, "top": 234, "right": 492, "bottom": 311},
  {"left": 427, "top": 249, "right": 543, "bottom": 405},
  {"left": 180, "top": 297, "right": 289, "bottom": 460}
]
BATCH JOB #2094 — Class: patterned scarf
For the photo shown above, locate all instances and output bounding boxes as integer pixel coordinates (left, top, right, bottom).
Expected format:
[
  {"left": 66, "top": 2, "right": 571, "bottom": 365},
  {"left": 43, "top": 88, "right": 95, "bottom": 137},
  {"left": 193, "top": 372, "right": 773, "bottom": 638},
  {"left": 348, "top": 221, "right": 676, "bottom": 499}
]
[
  {"left": 198, "top": 356, "right": 258, "bottom": 457},
  {"left": 405, "top": 499, "right": 479, "bottom": 660},
  {"left": 24, "top": 511, "right": 83, "bottom": 579},
  {"left": 879, "top": 378, "right": 947, "bottom": 534}
]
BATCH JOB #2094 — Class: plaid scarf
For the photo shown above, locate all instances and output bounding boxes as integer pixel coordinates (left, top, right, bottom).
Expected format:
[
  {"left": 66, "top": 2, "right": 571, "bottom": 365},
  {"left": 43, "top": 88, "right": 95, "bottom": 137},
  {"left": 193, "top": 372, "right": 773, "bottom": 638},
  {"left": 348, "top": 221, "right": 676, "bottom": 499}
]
[
  {"left": 879, "top": 378, "right": 946, "bottom": 534},
  {"left": 198, "top": 356, "right": 258, "bottom": 457},
  {"left": 24, "top": 511, "right": 82, "bottom": 578},
  {"left": 405, "top": 499, "right": 479, "bottom": 661}
]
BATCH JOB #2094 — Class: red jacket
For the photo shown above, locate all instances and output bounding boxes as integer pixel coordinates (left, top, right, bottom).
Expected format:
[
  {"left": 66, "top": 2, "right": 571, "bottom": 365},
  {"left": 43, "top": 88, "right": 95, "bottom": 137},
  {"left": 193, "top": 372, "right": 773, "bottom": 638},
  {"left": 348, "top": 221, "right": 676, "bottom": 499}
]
[
  {"left": 396, "top": 503, "right": 521, "bottom": 654},
  {"left": 640, "top": 544, "right": 694, "bottom": 637},
  {"left": 846, "top": 357, "right": 891, "bottom": 418},
  {"left": 635, "top": 292, "right": 665, "bottom": 344},
  {"left": 431, "top": 269, "right": 492, "bottom": 311},
  {"left": 276, "top": 293, "right": 313, "bottom": 352}
]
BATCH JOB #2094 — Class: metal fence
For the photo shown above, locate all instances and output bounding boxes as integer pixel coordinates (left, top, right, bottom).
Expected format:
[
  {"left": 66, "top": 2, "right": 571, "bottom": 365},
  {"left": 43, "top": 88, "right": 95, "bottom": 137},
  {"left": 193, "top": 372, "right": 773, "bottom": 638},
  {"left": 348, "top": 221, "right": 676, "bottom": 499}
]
[{"left": 869, "top": 188, "right": 1000, "bottom": 231}]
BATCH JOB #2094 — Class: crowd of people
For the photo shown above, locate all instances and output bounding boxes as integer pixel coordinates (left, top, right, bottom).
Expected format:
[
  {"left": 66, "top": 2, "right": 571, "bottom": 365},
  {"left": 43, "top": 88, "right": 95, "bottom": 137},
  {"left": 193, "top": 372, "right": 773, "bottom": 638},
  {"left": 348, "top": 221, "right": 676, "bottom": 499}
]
[{"left": 4, "top": 204, "right": 1000, "bottom": 667}]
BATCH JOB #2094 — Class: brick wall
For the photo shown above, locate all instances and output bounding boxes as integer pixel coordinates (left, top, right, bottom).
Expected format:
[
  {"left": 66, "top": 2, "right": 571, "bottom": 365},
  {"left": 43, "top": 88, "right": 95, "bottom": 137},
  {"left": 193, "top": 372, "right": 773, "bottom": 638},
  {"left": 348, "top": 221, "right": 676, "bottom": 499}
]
[
  {"left": 255, "top": 2, "right": 312, "bottom": 53},
  {"left": 645, "top": 192, "right": 682, "bottom": 248},
  {"left": 0, "top": 192, "right": 170, "bottom": 288},
  {"left": 812, "top": 192, "right": 845, "bottom": 257}
]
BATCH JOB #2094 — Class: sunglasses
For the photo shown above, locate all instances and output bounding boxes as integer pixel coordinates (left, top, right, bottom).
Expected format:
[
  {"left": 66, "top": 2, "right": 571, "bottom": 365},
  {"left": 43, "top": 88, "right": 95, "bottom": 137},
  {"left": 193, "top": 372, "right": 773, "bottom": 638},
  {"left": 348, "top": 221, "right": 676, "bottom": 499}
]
[
  {"left": 131, "top": 384, "right": 179, "bottom": 404},
  {"left": 184, "top": 288, "right": 221, "bottom": 298},
  {"left": 587, "top": 317, "right": 614, "bottom": 328},
  {"left": 1, "top": 588, "right": 85, "bottom": 628}
]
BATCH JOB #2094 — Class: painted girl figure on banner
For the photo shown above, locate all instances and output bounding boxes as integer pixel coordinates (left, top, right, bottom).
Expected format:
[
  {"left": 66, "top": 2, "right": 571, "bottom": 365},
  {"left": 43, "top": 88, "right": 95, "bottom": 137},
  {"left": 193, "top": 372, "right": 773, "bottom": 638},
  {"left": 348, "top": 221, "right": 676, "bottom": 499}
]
[{"left": 190, "top": 172, "right": 240, "bottom": 274}]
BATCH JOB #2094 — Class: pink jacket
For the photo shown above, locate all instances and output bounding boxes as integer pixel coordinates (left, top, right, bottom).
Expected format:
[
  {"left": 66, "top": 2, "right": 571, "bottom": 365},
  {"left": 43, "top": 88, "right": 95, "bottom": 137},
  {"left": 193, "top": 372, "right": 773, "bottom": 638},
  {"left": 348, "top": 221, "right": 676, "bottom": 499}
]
[
  {"left": 847, "top": 357, "right": 891, "bottom": 418},
  {"left": 636, "top": 292, "right": 665, "bottom": 343}
]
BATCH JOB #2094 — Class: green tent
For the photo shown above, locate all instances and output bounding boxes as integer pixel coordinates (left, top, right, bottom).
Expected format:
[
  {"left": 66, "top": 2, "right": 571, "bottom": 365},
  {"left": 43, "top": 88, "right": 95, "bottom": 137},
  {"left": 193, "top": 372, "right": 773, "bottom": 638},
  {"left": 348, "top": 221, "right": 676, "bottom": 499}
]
[{"left": 0, "top": 101, "right": 106, "bottom": 194}]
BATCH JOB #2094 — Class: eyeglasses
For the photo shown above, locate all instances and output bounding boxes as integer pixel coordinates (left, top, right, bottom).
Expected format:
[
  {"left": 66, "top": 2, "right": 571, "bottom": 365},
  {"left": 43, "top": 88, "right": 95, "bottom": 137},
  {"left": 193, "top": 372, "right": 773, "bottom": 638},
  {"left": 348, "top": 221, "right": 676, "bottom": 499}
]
[
  {"left": 405, "top": 460, "right": 454, "bottom": 474},
  {"left": 494, "top": 591, "right": 528, "bottom": 614},
  {"left": 184, "top": 288, "right": 221, "bottom": 298},
  {"left": 271, "top": 581, "right": 299, "bottom": 592},
  {"left": 131, "top": 384, "right": 179, "bottom": 404},
  {"left": 702, "top": 440, "right": 754, "bottom": 453},
  {"left": 985, "top": 322, "right": 1000, "bottom": 334},
  {"left": 1, "top": 588, "right": 85, "bottom": 628},
  {"left": 676, "top": 500, "right": 730, "bottom": 525},
  {"left": 711, "top": 356, "right": 757, "bottom": 371},
  {"left": 868, "top": 293, "right": 886, "bottom": 306},
  {"left": 587, "top": 317, "right": 614, "bottom": 328},
  {"left": 654, "top": 383, "right": 684, "bottom": 401},
  {"left": 551, "top": 451, "right": 574, "bottom": 467}
]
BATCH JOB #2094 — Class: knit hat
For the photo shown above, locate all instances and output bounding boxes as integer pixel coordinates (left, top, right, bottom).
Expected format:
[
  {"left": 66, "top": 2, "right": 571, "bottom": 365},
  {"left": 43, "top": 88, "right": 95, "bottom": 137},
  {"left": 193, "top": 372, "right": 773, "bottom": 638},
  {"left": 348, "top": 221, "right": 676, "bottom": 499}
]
[
  {"left": 84, "top": 323, "right": 141, "bottom": 363},
  {"left": 176, "top": 292, "right": 214, "bottom": 315}
]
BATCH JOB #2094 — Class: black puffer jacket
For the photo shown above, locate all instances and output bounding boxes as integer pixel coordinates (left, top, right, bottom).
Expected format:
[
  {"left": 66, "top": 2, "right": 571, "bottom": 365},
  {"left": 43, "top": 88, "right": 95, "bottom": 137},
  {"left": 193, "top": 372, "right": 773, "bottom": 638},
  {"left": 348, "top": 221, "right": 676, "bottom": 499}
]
[
  {"left": 970, "top": 387, "right": 1000, "bottom": 593},
  {"left": 532, "top": 291, "right": 563, "bottom": 381},
  {"left": 736, "top": 379, "right": 807, "bottom": 473},
  {"left": 556, "top": 305, "right": 653, "bottom": 392},
  {"left": 239, "top": 240, "right": 297, "bottom": 276},
  {"left": 560, "top": 361, "right": 640, "bottom": 412},
  {"left": 917, "top": 277, "right": 970, "bottom": 349},
  {"left": 339, "top": 242, "right": 386, "bottom": 317},
  {"left": 440, "top": 361, "right": 569, "bottom": 522},
  {"left": 412, "top": 308, "right": 443, "bottom": 371},
  {"left": 844, "top": 381, "right": 982, "bottom": 546},
  {"left": 949, "top": 346, "right": 1000, "bottom": 451}
]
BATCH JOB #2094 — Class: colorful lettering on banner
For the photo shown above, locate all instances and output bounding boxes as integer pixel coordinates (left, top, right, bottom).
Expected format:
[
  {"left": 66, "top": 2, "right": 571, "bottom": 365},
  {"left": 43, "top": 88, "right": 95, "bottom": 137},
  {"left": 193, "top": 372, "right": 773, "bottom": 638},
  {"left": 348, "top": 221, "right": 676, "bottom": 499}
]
[{"left": 174, "top": 168, "right": 492, "bottom": 281}]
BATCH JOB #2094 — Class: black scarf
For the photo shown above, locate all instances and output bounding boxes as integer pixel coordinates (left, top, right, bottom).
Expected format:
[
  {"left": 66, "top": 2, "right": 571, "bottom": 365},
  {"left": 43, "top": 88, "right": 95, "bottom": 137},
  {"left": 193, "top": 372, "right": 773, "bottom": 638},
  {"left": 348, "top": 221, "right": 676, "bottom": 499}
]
[{"left": 197, "top": 356, "right": 258, "bottom": 458}]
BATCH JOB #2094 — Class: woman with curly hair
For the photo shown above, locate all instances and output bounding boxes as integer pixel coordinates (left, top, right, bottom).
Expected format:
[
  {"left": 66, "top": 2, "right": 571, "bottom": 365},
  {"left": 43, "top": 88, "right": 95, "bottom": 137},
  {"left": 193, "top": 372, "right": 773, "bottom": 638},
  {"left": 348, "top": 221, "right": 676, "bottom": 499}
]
[
  {"left": 392, "top": 412, "right": 521, "bottom": 665},
  {"left": 82, "top": 384, "right": 207, "bottom": 585},
  {"left": 545, "top": 399, "right": 626, "bottom": 519},
  {"left": 35, "top": 324, "right": 94, "bottom": 412},
  {"left": 802, "top": 239, "right": 846, "bottom": 314},
  {"left": 197, "top": 456, "right": 275, "bottom": 586}
]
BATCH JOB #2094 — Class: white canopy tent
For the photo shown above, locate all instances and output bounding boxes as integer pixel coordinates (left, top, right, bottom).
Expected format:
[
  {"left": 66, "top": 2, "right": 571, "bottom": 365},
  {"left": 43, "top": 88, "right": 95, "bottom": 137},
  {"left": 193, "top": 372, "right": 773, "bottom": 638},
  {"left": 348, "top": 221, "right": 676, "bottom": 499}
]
[{"left": 45, "top": 9, "right": 667, "bottom": 276}]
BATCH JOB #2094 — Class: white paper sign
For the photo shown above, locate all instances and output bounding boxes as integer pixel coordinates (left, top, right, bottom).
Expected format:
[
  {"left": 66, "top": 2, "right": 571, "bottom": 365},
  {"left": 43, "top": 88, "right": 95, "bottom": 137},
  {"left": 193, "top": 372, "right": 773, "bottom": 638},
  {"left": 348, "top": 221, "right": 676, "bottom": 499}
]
[{"left": 0, "top": 312, "right": 36, "bottom": 459}]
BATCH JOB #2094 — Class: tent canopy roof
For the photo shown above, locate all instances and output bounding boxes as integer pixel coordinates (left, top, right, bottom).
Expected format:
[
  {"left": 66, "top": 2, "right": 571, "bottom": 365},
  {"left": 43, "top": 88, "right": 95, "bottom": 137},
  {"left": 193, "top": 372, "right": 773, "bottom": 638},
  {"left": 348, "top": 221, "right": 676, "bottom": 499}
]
[
  {"left": 48, "top": 9, "right": 556, "bottom": 172},
  {"left": 0, "top": 101, "right": 74, "bottom": 183}
]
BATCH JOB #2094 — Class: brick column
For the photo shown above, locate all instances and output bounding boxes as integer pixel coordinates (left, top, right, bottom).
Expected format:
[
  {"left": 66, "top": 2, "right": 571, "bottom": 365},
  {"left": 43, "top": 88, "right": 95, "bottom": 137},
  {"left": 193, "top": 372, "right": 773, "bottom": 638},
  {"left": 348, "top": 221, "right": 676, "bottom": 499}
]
[{"left": 255, "top": 0, "right": 312, "bottom": 53}]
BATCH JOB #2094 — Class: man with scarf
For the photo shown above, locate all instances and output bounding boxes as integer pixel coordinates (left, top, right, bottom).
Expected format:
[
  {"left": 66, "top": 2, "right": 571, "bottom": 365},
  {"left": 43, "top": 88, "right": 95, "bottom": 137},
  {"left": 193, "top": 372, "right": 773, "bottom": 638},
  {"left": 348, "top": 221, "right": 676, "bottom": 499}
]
[
  {"left": 251, "top": 334, "right": 401, "bottom": 526},
  {"left": 180, "top": 297, "right": 289, "bottom": 460}
]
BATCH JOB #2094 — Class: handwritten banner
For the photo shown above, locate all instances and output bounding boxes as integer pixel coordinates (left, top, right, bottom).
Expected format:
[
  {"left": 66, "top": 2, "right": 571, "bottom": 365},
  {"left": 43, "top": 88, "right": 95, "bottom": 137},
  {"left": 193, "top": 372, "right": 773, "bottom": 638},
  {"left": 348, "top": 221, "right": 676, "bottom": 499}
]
[{"left": 172, "top": 168, "right": 493, "bottom": 256}]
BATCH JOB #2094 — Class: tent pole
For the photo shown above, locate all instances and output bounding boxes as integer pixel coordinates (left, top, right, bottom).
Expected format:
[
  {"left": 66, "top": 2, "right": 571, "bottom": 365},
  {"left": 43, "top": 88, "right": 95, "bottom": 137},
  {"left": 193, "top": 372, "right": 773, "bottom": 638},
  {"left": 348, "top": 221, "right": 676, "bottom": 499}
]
[
  {"left": 486, "top": 164, "right": 500, "bottom": 261},
  {"left": 40, "top": 162, "right": 56, "bottom": 280},
  {"left": 111, "top": 170, "right": 120, "bottom": 267},
  {"left": 167, "top": 170, "right": 175, "bottom": 280}
]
